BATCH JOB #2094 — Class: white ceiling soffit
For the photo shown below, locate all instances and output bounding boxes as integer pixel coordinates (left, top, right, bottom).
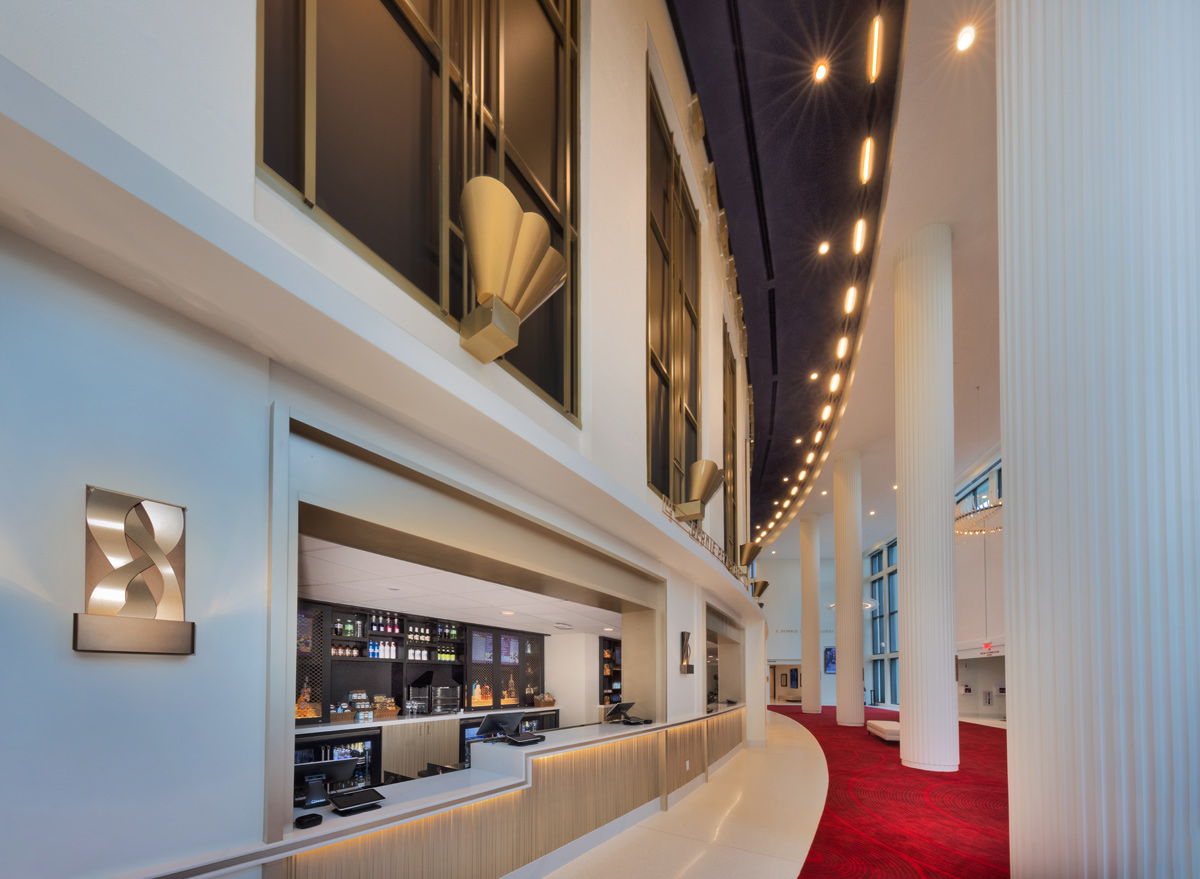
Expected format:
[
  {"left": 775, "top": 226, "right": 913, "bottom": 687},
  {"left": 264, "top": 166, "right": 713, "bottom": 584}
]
[{"left": 296, "top": 535, "right": 623, "bottom": 637}]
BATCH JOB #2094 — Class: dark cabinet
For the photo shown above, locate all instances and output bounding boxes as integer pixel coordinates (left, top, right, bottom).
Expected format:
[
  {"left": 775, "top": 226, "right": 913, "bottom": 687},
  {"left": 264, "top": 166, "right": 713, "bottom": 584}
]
[{"left": 599, "top": 636, "right": 622, "bottom": 705}]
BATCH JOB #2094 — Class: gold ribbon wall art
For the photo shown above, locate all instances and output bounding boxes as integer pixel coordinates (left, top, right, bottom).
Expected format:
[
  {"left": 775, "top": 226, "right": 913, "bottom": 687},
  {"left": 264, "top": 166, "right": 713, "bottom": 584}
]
[{"left": 74, "top": 486, "right": 195, "bottom": 654}]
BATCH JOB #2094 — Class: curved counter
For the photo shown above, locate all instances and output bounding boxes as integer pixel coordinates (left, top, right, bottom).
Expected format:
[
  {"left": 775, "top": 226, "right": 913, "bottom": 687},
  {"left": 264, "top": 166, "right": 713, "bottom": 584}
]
[{"left": 124, "top": 704, "right": 744, "bottom": 879}]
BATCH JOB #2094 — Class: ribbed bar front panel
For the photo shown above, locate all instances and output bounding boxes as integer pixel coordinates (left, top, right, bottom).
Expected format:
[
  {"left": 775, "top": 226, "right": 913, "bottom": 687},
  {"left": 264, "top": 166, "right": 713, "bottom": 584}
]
[
  {"left": 799, "top": 514, "right": 822, "bottom": 713},
  {"left": 894, "top": 223, "right": 959, "bottom": 772},
  {"left": 833, "top": 450, "right": 864, "bottom": 726},
  {"left": 998, "top": 1, "right": 1199, "bottom": 875}
]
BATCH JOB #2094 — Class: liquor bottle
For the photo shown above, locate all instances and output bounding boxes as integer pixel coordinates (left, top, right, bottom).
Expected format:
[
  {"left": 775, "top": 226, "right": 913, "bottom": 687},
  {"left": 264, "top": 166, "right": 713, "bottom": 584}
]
[{"left": 356, "top": 618, "right": 363, "bottom": 638}]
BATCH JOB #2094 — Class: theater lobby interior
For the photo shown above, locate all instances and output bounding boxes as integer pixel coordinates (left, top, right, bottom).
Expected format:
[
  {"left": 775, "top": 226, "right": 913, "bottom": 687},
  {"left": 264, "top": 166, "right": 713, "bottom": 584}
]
[{"left": 0, "top": 0, "right": 1195, "bottom": 878}]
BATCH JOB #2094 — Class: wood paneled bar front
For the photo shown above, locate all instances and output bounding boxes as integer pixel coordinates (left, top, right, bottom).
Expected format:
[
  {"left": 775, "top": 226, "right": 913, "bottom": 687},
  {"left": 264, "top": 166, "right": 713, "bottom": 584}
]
[{"left": 280, "top": 705, "right": 746, "bottom": 879}]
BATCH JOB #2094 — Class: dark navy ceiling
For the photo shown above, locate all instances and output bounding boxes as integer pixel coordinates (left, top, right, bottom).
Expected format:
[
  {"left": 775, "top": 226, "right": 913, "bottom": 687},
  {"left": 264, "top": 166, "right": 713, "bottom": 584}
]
[{"left": 667, "top": 0, "right": 905, "bottom": 539}]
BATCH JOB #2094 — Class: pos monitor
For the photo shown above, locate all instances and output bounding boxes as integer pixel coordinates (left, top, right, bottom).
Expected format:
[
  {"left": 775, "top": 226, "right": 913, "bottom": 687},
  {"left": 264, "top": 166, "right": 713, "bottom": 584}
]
[
  {"left": 294, "top": 757, "right": 359, "bottom": 808},
  {"left": 476, "top": 711, "right": 525, "bottom": 738},
  {"left": 604, "top": 702, "right": 635, "bottom": 722}
]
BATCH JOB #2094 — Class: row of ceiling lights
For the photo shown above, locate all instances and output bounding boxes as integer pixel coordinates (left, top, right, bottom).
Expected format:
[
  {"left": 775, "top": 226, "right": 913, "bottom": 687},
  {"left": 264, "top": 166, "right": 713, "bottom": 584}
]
[
  {"left": 752, "top": 19, "right": 979, "bottom": 546},
  {"left": 752, "top": 15, "right": 884, "bottom": 544}
]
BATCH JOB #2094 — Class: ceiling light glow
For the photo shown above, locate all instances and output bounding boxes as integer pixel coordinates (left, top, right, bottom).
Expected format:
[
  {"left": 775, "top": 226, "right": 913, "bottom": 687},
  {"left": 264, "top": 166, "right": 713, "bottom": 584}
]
[
  {"left": 814, "top": 430, "right": 824, "bottom": 443},
  {"left": 806, "top": 452, "right": 815, "bottom": 464},
  {"left": 869, "top": 16, "right": 882, "bottom": 82},
  {"left": 799, "top": 470, "right": 807, "bottom": 480},
  {"left": 957, "top": 25, "right": 976, "bottom": 52},
  {"left": 853, "top": 219, "right": 866, "bottom": 254},
  {"left": 821, "top": 490, "right": 828, "bottom": 496},
  {"left": 790, "top": 486, "right": 799, "bottom": 496},
  {"left": 810, "top": 371, "right": 819, "bottom": 380},
  {"left": 775, "top": 511, "right": 783, "bottom": 520},
  {"left": 830, "top": 373, "right": 841, "bottom": 392},
  {"left": 501, "top": 610, "right": 515, "bottom": 615},
  {"left": 814, "top": 61, "right": 829, "bottom": 81},
  {"left": 893, "top": 484, "right": 898, "bottom": 490},
  {"left": 818, "top": 241, "right": 830, "bottom": 255},
  {"left": 837, "top": 336, "right": 849, "bottom": 358},
  {"left": 845, "top": 285, "right": 858, "bottom": 313},
  {"left": 860, "top": 137, "right": 874, "bottom": 183},
  {"left": 795, "top": 437, "right": 803, "bottom": 444},
  {"left": 869, "top": 510, "right": 876, "bottom": 516},
  {"left": 783, "top": 500, "right": 791, "bottom": 508},
  {"left": 821, "top": 404, "right": 832, "bottom": 420}
]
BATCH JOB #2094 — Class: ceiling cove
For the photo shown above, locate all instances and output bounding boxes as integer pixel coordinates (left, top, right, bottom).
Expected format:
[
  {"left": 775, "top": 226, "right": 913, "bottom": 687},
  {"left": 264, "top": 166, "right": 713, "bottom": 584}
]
[{"left": 666, "top": 0, "right": 906, "bottom": 541}]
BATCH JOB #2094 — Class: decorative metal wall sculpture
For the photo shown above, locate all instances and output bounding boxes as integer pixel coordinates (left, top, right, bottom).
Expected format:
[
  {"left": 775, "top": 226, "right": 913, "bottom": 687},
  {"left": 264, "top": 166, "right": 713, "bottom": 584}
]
[
  {"left": 74, "top": 487, "right": 195, "bottom": 654},
  {"left": 458, "top": 175, "right": 568, "bottom": 362},
  {"left": 680, "top": 631, "right": 695, "bottom": 674}
]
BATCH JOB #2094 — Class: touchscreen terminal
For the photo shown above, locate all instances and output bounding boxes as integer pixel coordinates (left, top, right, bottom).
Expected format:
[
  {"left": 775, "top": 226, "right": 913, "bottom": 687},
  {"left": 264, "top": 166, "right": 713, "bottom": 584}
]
[{"left": 328, "top": 788, "right": 385, "bottom": 811}]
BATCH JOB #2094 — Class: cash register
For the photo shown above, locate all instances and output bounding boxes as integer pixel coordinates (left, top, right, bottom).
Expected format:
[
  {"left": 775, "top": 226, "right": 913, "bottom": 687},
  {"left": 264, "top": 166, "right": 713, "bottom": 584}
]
[{"left": 605, "top": 701, "right": 651, "bottom": 725}]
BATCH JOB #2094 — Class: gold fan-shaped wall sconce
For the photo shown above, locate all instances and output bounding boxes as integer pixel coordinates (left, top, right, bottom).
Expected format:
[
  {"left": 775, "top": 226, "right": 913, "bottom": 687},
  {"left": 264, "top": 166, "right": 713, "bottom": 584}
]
[
  {"left": 459, "top": 176, "right": 568, "bottom": 362},
  {"left": 674, "top": 459, "right": 724, "bottom": 522}
]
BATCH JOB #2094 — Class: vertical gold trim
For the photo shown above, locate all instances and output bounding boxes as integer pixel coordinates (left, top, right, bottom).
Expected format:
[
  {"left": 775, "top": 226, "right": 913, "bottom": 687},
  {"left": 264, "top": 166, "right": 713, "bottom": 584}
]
[
  {"left": 302, "top": 0, "right": 317, "bottom": 205},
  {"left": 438, "top": 0, "right": 450, "bottom": 316},
  {"left": 255, "top": 0, "right": 266, "bottom": 167}
]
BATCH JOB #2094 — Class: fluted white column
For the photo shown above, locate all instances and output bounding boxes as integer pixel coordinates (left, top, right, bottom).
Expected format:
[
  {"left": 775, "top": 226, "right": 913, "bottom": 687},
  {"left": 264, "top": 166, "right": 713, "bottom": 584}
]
[
  {"left": 999, "top": 1, "right": 1199, "bottom": 875},
  {"left": 799, "top": 513, "right": 822, "bottom": 713},
  {"left": 894, "top": 223, "right": 959, "bottom": 772},
  {"left": 833, "top": 451, "right": 864, "bottom": 726}
]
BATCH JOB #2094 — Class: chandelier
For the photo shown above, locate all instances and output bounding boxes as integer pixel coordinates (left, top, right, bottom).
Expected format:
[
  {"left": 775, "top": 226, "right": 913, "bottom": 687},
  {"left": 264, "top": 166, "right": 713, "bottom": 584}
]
[{"left": 954, "top": 497, "right": 1003, "bottom": 536}]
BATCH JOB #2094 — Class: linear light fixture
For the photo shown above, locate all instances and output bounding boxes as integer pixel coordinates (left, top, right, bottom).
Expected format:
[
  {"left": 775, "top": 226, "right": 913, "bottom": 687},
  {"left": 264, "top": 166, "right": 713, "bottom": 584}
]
[
  {"left": 853, "top": 219, "right": 866, "bottom": 254},
  {"left": 845, "top": 285, "right": 858, "bottom": 313},
  {"left": 869, "top": 16, "right": 882, "bottom": 82},
  {"left": 861, "top": 137, "right": 874, "bottom": 183}
]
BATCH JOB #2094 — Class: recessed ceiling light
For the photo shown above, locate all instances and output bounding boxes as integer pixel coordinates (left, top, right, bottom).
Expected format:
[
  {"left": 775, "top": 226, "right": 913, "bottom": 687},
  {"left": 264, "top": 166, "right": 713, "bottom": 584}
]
[
  {"left": 814, "top": 430, "right": 824, "bottom": 443},
  {"left": 837, "top": 336, "right": 849, "bottom": 358},
  {"left": 814, "top": 61, "right": 829, "bottom": 81},
  {"left": 860, "top": 137, "right": 874, "bottom": 183},
  {"left": 553, "top": 622, "right": 574, "bottom": 629},
  {"left": 869, "top": 510, "right": 876, "bottom": 516},
  {"left": 821, "top": 404, "right": 832, "bottom": 420},
  {"left": 799, "top": 470, "right": 807, "bottom": 480},
  {"left": 893, "top": 484, "right": 898, "bottom": 490},
  {"left": 845, "top": 285, "right": 858, "bottom": 313},
  {"left": 957, "top": 25, "right": 976, "bottom": 52},
  {"left": 771, "top": 550, "right": 776, "bottom": 555},
  {"left": 774, "top": 512, "right": 783, "bottom": 519},
  {"left": 774, "top": 500, "right": 779, "bottom": 505},
  {"left": 794, "top": 437, "right": 803, "bottom": 444},
  {"left": 818, "top": 241, "right": 830, "bottom": 255},
  {"left": 604, "top": 627, "right": 614, "bottom": 632},
  {"left": 830, "top": 373, "right": 841, "bottom": 392},
  {"left": 806, "top": 452, "right": 816, "bottom": 464},
  {"left": 501, "top": 610, "right": 515, "bottom": 615},
  {"left": 853, "top": 219, "right": 866, "bottom": 254},
  {"left": 810, "top": 371, "right": 819, "bottom": 380},
  {"left": 869, "top": 16, "right": 882, "bottom": 82},
  {"left": 821, "top": 490, "right": 828, "bottom": 496},
  {"left": 790, "top": 486, "right": 799, "bottom": 496},
  {"left": 783, "top": 500, "right": 791, "bottom": 508}
]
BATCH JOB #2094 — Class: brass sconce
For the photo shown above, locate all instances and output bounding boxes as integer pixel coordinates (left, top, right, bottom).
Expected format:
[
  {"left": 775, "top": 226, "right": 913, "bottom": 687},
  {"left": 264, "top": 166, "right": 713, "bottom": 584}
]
[
  {"left": 674, "top": 459, "right": 724, "bottom": 522},
  {"left": 459, "top": 176, "right": 568, "bottom": 362},
  {"left": 739, "top": 542, "right": 762, "bottom": 567},
  {"left": 751, "top": 580, "right": 769, "bottom": 599}
]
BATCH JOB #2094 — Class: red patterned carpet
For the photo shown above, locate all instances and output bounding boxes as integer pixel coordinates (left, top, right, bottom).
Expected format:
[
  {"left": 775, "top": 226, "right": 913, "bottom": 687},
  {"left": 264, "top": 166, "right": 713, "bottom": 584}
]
[{"left": 771, "top": 705, "right": 1009, "bottom": 878}]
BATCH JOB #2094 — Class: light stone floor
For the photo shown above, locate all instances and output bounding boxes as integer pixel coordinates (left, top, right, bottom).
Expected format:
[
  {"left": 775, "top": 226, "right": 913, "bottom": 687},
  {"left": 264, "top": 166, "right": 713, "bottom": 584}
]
[{"left": 542, "top": 710, "right": 829, "bottom": 879}]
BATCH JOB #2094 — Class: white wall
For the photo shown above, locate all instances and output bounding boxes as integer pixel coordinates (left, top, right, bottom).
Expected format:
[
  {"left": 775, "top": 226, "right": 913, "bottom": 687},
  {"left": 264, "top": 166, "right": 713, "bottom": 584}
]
[
  {"left": 759, "top": 557, "right": 803, "bottom": 661},
  {"left": 0, "top": 1, "right": 256, "bottom": 219},
  {"left": 0, "top": 230, "right": 271, "bottom": 879},
  {"left": 954, "top": 507, "right": 1005, "bottom": 650},
  {"left": 545, "top": 632, "right": 600, "bottom": 728}
]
